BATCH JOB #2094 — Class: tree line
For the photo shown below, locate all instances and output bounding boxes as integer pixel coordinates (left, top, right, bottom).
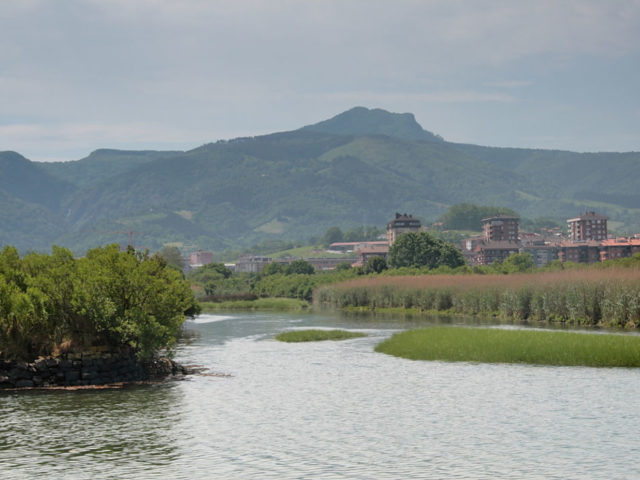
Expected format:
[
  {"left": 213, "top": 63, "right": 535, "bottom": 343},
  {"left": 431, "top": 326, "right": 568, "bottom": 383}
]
[{"left": 0, "top": 245, "right": 199, "bottom": 361}]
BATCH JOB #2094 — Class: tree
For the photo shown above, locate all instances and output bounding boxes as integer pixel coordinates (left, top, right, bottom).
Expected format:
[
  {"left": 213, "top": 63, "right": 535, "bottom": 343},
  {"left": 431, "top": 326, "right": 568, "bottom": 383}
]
[
  {"left": 261, "top": 262, "right": 285, "bottom": 276},
  {"left": 388, "top": 232, "right": 465, "bottom": 269},
  {"left": 187, "top": 262, "right": 233, "bottom": 295},
  {"left": 0, "top": 244, "right": 200, "bottom": 361},
  {"left": 321, "top": 226, "right": 344, "bottom": 247},
  {"left": 364, "top": 256, "right": 387, "bottom": 274},
  {"left": 285, "top": 259, "right": 315, "bottom": 275},
  {"left": 157, "top": 246, "right": 185, "bottom": 271},
  {"left": 439, "top": 203, "right": 519, "bottom": 231},
  {"left": 335, "top": 261, "right": 353, "bottom": 271},
  {"left": 499, "top": 252, "right": 535, "bottom": 273}
]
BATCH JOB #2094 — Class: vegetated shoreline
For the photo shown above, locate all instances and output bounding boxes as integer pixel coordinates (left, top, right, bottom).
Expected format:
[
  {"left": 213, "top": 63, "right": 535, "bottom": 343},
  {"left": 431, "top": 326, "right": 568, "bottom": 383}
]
[
  {"left": 200, "top": 297, "right": 310, "bottom": 312},
  {"left": 0, "top": 349, "right": 194, "bottom": 390},
  {"left": 375, "top": 326, "right": 640, "bottom": 367},
  {"left": 275, "top": 329, "right": 367, "bottom": 342},
  {"left": 315, "top": 269, "right": 640, "bottom": 329}
]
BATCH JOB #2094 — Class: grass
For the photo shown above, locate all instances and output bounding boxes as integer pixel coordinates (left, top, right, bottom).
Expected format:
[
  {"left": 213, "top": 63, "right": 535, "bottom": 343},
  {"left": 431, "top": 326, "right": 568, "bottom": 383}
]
[
  {"left": 315, "top": 269, "right": 640, "bottom": 328},
  {"left": 275, "top": 329, "right": 367, "bottom": 342},
  {"left": 375, "top": 326, "right": 640, "bottom": 367},
  {"left": 200, "top": 298, "right": 309, "bottom": 311}
]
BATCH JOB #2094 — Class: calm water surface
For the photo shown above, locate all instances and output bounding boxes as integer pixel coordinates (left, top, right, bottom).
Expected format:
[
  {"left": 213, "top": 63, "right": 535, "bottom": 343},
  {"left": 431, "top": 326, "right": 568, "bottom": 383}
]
[{"left": 2, "top": 312, "right": 640, "bottom": 479}]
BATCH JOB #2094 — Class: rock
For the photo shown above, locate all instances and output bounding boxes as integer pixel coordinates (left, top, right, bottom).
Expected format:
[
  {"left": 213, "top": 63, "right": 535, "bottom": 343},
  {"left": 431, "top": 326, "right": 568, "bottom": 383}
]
[
  {"left": 15, "top": 379, "right": 34, "bottom": 388},
  {"left": 64, "top": 370, "right": 80, "bottom": 383}
]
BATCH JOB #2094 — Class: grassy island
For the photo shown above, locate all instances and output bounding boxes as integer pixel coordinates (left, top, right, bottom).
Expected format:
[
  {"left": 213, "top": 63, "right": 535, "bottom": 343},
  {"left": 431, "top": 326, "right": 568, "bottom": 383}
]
[
  {"left": 375, "top": 327, "right": 640, "bottom": 367},
  {"left": 276, "top": 329, "right": 366, "bottom": 342},
  {"left": 200, "top": 297, "right": 309, "bottom": 312}
]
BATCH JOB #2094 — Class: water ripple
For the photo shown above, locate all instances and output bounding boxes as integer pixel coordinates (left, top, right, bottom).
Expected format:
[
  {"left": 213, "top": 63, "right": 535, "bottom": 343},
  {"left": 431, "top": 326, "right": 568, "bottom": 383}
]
[{"left": 3, "top": 312, "right": 640, "bottom": 479}]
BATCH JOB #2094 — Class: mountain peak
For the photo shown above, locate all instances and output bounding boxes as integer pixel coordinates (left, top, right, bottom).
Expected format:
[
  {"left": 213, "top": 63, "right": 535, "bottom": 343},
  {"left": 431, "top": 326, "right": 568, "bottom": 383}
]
[{"left": 300, "top": 107, "right": 443, "bottom": 142}]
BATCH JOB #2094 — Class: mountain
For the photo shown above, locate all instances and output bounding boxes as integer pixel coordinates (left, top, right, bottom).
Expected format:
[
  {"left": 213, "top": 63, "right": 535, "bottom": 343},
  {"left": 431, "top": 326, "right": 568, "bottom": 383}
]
[
  {"left": 301, "top": 106, "right": 443, "bottom": 142},
  {"left": 1, "top": 107, "right": 639, "bottom": 254}
]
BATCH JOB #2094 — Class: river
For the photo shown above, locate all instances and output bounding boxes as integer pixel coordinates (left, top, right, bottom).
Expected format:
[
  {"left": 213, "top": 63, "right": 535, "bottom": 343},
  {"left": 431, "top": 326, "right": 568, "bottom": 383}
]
[{"left": 2, "top": 311, "right": 640, "bottom": 479}]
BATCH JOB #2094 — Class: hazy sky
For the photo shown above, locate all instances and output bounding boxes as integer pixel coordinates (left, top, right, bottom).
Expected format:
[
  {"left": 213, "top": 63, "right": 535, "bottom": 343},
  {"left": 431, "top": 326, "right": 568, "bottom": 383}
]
[{"left": 2, "top": 0, "right": 639, "bottom": 161}]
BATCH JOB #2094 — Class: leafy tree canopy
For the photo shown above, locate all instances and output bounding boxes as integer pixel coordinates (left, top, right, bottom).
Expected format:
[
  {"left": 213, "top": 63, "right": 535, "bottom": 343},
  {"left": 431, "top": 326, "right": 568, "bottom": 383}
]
[
  {"left": 286, "top": 259, "right": 315, "bottom": 275},
  {"left": 321, "top": 226, "right": 344, "bottom": 247},
  {"left": 157, "top": 245, "right": 185, "bottom": 271},
  {"left": 0, "top": 244, "right": 199, "bottom": 361},
  {"left": 439, "top": 203, "right": 519, "bottom": 231},
  {"left": 364, "top": 256, "right": 388, "bottom": 274},
  {"left": 388, "top": 232, "right": 466, "bottom": 269}
]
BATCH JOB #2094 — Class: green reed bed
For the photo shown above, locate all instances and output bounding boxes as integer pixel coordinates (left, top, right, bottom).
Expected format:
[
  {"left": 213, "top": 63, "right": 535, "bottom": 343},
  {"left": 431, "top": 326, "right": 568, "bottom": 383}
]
[
  {"left": 315, "top": 269, "right": 640, "bottom": 328},
  {"left": 375, "top": 326, "right": 640, "bottom": 367},
  {"left": 275, "top": 329, "right": 367, "bottom": 342},
  {"left": 200, "top": 298, "right": 309, "bottom": 311}
]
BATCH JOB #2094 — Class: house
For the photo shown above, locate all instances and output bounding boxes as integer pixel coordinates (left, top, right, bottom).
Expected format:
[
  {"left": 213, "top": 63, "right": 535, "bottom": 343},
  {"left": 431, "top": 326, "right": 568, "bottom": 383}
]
[
  {"left": 353, "top": 245, "right": 390, "bottom": 267},
  {"left": 474, "top": 241, "right": 521, "bottom": 265},
  {"left": 235, "top": 255, "right": 273, "bottom": 273}
]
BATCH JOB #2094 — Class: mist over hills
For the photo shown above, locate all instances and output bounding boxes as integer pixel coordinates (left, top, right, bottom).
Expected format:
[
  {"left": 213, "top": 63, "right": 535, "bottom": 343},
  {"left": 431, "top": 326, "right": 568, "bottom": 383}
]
[{"left": 1, "top": 106, "right": 639, "bottom": 254}]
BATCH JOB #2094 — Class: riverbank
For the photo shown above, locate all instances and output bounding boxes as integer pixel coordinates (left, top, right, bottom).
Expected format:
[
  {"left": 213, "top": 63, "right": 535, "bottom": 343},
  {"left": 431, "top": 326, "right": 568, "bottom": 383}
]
[
  {"left": 0, "top": 350, "right": 189, "bottom": 390},
  {"left": 375, "top": 326, "right": 640, "bottom": 367},
  {"left": 315, "top": 269, "right": 640, "bottom": 328},
  {"left": 200, "top": 297, "right": 310, "bottom": 312}
]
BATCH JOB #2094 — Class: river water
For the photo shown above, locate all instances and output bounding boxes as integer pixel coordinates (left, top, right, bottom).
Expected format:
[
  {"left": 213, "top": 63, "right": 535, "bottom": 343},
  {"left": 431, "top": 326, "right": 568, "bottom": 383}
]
[{"left": 2, "top": 311, "right": 640, "bottom": 479}]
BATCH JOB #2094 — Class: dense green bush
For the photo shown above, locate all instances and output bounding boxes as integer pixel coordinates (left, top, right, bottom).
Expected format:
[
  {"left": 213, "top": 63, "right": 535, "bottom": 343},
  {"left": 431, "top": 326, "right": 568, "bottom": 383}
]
[
  {"left": 388, "top": 232, "right": 465, "bottom": 269},
  {"left": 0, "top": 245, "right": 199, "bottom": 361}
]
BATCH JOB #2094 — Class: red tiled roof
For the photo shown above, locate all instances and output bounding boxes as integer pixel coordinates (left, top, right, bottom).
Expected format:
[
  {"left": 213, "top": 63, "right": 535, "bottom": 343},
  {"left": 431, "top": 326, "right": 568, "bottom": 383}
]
[{"left": 600, "top": 238, "right": 640, "bottom": 247}]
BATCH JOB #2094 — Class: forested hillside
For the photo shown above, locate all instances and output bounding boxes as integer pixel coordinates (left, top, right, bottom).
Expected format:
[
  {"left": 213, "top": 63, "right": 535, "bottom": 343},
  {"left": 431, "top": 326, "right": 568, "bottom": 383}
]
[{"left": 1, "top": 107, "right": 639, "bottom": 254}]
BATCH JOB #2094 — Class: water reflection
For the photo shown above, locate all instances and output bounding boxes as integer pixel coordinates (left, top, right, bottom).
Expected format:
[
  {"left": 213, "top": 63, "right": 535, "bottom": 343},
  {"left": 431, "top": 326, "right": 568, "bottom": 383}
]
[{"left": 0, "top": 384, "right": 184, "bottom": 478}]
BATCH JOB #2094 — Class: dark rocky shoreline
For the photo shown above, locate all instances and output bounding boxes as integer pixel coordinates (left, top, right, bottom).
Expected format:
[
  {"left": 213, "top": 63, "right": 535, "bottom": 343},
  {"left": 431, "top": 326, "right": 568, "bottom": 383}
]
[{"left": 0, "top": 350, "right": 189, "bottom": 390}]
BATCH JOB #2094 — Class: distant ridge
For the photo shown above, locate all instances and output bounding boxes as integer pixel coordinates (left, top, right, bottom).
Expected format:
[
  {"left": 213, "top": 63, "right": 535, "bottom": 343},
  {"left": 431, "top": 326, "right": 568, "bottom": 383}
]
[
  {"left": 300, "top": 106, "right": 444, "bottom": 142},
  {"left": 1, "top": 107, "right": 640, "bottom": 254}
]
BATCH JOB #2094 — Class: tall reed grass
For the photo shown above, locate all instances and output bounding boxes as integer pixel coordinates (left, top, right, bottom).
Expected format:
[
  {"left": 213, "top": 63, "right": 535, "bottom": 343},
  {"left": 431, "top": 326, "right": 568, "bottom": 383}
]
[{"left": 315, "top": 269, "right": 640, "bottom": 327}]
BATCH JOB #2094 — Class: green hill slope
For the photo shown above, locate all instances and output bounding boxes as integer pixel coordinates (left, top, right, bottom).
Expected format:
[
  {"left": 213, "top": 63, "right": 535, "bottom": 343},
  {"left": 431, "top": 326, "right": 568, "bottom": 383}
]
[{"left": 1, "top": 107, "right": 639, "bottom": 254}]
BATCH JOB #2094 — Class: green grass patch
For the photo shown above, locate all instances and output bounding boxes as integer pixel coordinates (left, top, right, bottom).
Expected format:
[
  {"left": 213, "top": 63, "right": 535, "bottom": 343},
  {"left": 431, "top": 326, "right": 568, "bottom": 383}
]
[
  {"left": 276, "top": 329, "right": 367, "bottom": 342},
  {"left": 375, "top": 326, "right": 640, "bottom": 367},
  {"left": 200, "top": 298, "right": 309, "bottom": 311}
]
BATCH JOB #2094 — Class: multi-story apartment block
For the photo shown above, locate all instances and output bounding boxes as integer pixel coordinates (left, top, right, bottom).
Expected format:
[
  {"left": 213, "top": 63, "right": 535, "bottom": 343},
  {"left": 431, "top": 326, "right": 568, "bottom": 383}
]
[
  {"left": 482, "top": 215, "right": 519, "bottom": 242},
  {"left": 567, "top": 211, "right": 608, "bottom": 242},
  {"left": 189, "top": 250, "right": 213, "bottom": 267}
]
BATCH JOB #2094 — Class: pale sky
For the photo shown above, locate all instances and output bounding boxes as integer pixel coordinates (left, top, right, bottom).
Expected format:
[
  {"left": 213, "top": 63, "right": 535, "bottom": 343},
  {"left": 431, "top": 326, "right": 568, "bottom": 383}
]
[{"left": 2, "top": 0, "right": 639, "bottom": 161}]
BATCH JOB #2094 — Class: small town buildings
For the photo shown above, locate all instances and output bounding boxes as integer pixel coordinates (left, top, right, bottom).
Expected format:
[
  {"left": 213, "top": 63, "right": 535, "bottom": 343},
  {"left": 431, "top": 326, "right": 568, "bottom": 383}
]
[
  {"left": 235, "top": 255, "right": 273, "bottom": 273},
  {"left": 306, "top": 257, "right": 358, "bottom": 270},
  {"left": 328, "top": 241, "right": 389, "bottom": 253},
  {"left": 353, "top": 245, "right": 390, "bottom": 267},
  {"left": 557, "top": 241, "right": 601, "bottom": 264},
  {"left": 599, "top": 237, "right": 640, "bottom": 261},
  {"left": 475, "top": 241, "right": 521, "bottom": 266},
  {"left": 520, "top": 242, "right": 559, "bottom": 268},
  {"left": 386, "top": 213, "right": 421, "bottom": 246},
  {"left": 189, "top": 250, "right": 213, "bottom": 268},
  {"left": 482, "top": 214, "right": 519, "bottom": 242},
  {"left": 567, "top": 211, "right": 608, "bottom": 242}
]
